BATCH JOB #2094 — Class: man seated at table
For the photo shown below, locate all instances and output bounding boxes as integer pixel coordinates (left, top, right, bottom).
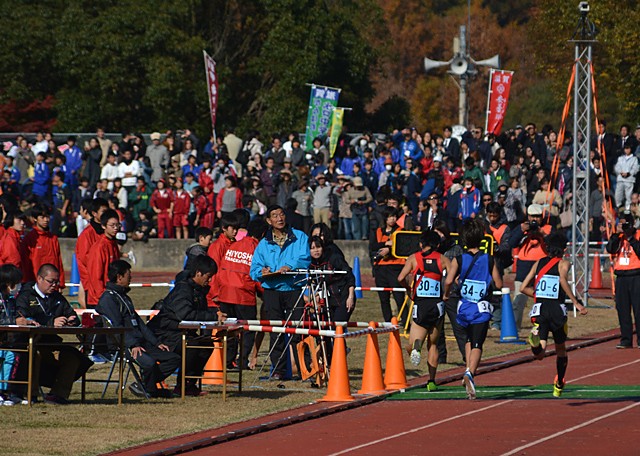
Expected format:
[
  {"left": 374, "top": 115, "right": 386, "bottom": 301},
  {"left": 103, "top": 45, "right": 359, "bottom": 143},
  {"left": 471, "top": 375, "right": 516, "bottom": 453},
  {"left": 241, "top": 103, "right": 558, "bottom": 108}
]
[
  {"left": 148, "top": 255, "right": 219, "bottom": 397},
  {"left": 15, "top": 264, "right": 93, "bottom": 405},
  {"left": 97, "top": 260, "right": 180, "bottom": 398}
]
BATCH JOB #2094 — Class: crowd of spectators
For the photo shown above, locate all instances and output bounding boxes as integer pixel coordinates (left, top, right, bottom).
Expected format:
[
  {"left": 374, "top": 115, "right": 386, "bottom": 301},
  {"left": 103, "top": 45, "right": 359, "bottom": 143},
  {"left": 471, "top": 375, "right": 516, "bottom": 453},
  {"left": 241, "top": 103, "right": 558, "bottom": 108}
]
[{"left": 1, "top": 120, "right": 638, "bottom": 243}]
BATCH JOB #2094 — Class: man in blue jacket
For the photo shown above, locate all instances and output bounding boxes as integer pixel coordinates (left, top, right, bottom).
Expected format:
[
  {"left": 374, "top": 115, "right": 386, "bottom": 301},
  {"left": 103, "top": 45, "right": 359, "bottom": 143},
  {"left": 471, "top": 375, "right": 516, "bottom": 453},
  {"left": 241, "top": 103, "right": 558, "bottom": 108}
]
[
  {"left": 458, "top": 177, "right": 482, "bottom": 221},
  {"left": 250, "top": 205, "right": 310, "bottom": 380}
]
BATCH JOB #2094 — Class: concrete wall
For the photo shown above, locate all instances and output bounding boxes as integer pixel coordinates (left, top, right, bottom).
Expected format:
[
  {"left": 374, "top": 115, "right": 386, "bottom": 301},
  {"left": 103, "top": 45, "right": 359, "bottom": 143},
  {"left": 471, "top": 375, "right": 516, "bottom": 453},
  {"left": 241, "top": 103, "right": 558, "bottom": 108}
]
[{"left": 59, "top": 239, "right": 372, "bottom": 272}]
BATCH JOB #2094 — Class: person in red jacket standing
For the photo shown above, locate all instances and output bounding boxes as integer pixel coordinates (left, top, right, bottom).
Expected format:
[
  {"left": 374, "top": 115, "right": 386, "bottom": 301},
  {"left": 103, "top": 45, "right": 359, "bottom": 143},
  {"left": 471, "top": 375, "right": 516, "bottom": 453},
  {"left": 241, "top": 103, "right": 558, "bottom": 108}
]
[
  {"left": 150, "top": 179, "right": 174, "bottom": 238},
  {"left": 21, "top": 204, "right": 65, "bottom": 288},
  {"left": 202, "top": 181, "right": 215, "bottom": 229},
  {"left": 217, "top": 219, "right": 267, "bottom": 368},
  {"left": 192, "top": 186, "right": 208, "bottom": 229},
  {"left": 86, "top": 209, "right": 122, "bottom": 307},
  {"left": 0, "top": 211, "right": 27, "bottom": 268},
  {"left": 172, "top": 178, "right": 191, "bottom": 239},
  {"left": 206, "top": 213, "right": 240, "bottom": 306},
  {"left": 75, "top": 198, "right": 109, "bottom": 306}
]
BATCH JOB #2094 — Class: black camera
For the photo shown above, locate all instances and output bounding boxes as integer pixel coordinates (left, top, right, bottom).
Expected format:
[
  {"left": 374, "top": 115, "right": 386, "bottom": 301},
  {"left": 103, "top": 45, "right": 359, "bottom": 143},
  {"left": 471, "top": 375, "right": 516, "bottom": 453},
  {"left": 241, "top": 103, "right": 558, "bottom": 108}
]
[
  {"left": 528, "top": 220, "right": 539, "bottom": 231},
  {"left": 373, "top": 250, "right": 386, "bottom": 263}
]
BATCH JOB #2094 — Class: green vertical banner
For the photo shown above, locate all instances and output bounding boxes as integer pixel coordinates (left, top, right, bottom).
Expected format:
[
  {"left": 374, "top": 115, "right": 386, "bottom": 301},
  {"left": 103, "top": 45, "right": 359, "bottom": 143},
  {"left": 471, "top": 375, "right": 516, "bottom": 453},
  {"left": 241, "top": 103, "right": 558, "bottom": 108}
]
[
  {"left": 328, "top": 107, "right": 344, "bottom": 158},
  {"left": 304, "top": 84, "right": 341, "bottom": 150}
]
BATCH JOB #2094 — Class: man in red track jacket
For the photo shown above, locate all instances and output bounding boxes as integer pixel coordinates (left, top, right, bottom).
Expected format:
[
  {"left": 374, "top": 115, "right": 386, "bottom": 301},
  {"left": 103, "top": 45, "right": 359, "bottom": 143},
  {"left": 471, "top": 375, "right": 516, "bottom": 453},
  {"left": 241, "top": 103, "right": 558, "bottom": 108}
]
[
  {"left": 206, "top": 213, "right": 239, "bottom": 306},
  {"left": 150, "top": 179, "right": 174, "bottom": 238},
  {"left": 21, "top": 204, "right": 66, "bottom": 288},
  {"left": 86, "top": 209, "right": 121, "bottom": 307},
  {"left": 0, "top": 212, "right": 26, "bottom": 268},
  {"left": 217, "top": 219, "right": 266, "bottom": 368},
  {"left": 75, "top": 198, "right": 109, "bottom": 304}
]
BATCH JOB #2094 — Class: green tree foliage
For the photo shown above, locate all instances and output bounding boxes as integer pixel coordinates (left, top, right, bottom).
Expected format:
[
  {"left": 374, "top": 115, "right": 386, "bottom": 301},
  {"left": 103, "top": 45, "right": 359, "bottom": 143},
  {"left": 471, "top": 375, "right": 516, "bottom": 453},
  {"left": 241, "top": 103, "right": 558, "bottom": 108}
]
[
  {"left": 0, "top": 0, "right": 379, "bottom": 135},
  {"left": 529, "top": 0, "right": 640, "bottom": 127},
  {"left": 1, "top": 0, "right": 638, "bottom": 135}
]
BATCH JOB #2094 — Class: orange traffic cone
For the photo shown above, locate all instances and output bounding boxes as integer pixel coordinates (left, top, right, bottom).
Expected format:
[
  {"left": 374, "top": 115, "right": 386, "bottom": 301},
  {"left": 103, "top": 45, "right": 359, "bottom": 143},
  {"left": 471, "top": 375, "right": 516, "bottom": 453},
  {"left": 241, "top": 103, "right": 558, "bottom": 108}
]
[
  {"left": 202, "top": 338, "right": 225, "bottom": 385},
  {"left": 357, "top": 322, "right": 385, "bottom": 395},
  {"left": 590, "top": 252, "right": 603, "bottom": 289},
  {"left": 320, "top": 326, "right": 354, "bottom": 402},
  {"left": 384, "top": 317, "right": 408, "bottom": 391}
]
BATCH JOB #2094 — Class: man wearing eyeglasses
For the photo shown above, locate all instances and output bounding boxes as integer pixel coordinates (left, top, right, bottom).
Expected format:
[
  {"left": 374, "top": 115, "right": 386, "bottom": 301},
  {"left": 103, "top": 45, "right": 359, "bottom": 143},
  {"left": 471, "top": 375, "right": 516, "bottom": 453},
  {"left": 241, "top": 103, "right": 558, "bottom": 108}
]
[
  {"left": 15, "top": 264, "right": 93, "bottom": 404},
  {"left": 86, "top": 209, "right": 122, "bottom": 308}
]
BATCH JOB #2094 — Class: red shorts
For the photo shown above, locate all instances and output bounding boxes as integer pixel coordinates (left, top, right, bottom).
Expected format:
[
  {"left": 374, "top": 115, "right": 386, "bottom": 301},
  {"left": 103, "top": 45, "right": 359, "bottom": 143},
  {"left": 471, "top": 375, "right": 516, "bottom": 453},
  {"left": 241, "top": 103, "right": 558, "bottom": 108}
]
[{"left": 172, "top": 214, "right": 189, "bottom": 227}]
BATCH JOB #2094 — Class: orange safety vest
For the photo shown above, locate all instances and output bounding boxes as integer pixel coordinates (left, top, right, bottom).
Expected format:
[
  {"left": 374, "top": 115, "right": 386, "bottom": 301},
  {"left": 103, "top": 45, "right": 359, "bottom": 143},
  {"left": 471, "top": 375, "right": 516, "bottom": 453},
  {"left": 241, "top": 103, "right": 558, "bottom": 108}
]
[
  {"left": 375, "top": 227, "right": 405, "bottom": 266},
  {"left": 613, "top": 233, "right": 640, "bottom": 271},
  {"left": 518, "top": 225, "right": 551, "bottom": 262},
  {"left": 489, "top": 224, "right": 507, "bottom": 244}
]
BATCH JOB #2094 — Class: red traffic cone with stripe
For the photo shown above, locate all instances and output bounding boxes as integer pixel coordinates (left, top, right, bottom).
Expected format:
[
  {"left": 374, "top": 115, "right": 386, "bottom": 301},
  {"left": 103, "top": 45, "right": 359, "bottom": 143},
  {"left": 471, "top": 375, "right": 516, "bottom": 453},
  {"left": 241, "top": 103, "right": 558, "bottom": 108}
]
[
  {"left": 358, "top": 322, "right": 385, "bottom": 395},
  {"left": 202, "top": 338, "right": 225, "bottom": 385},
  {"left": 320, "top": 326, "right": 354, "bottom": 402},
  {"left": 384, "top": 317, "right": 408, "bottom": 390}
]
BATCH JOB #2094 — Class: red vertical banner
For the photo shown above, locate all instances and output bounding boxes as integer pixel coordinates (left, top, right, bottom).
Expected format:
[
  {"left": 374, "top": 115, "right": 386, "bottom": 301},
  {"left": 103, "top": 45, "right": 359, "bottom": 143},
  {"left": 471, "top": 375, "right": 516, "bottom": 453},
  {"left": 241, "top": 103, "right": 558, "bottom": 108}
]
[
  {"left": 485, "top": 70, "right": 514, "bottom": 136},
  {"left": 203, "top": 50, "right": 218, "bottom": 135}
]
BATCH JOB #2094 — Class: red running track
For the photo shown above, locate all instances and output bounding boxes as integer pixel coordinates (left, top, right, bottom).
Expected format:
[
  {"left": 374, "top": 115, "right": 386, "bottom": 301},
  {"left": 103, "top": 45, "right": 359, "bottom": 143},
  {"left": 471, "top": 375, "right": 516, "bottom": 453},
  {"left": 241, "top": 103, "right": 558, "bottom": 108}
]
[{"left": 186, "top": 338, "right": 640, "bottom": 456}]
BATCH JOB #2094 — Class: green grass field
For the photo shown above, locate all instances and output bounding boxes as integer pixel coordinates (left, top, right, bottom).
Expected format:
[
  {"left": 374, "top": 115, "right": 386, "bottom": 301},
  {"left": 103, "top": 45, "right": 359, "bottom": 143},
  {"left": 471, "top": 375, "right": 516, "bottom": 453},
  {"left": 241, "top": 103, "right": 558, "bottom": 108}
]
[{"left": 0, "top": 285, "right": 620, "bottom": 456}]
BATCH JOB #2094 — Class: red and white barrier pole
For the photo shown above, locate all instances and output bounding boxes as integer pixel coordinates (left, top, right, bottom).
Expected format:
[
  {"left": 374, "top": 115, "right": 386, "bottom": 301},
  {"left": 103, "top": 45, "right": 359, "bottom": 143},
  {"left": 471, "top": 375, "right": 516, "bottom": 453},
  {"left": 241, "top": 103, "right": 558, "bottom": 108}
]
[{"left": 231, "top": 319, "right": 394, "bottom": 328}]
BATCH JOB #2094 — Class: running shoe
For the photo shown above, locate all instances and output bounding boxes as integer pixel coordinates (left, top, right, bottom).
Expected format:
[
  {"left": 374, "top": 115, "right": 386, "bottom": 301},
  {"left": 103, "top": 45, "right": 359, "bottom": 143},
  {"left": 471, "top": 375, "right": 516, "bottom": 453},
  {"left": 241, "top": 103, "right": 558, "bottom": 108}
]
[
  {"left": 553, "top": 375, "right": 564, "bottom": 398},
  {"left": 44, "top": 394, "right": 71, "bottom": 405},
  {"left": 426, "top": 380, "right": 438, "bottom": 392},
  {"left": 89, "top": 353, "right": 109, "bottom": 364},
  {"left": 410, "top": 349, "right": 421, "bottom": 366},
  {"left": 127, "top": 250, "right": 136, "bottom": 265},
  {"left": 528, "top": 323, "right": 541, "bottom": 348},
  {"left": 128, "top": 382, "right": 147, "bottom": 398},
  {"left": 463, "top": 370, "right": 476, "bottom": 400}
]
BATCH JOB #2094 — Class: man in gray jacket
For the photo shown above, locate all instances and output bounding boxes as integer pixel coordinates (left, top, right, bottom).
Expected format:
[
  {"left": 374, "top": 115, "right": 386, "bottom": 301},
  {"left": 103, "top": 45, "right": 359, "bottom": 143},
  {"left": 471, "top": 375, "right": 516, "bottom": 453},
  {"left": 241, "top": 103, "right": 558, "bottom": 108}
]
[
  {"left": 147, "top": 132, "right": 169, "bottom": 183},
  {"left": 312, "top": 174, "right": 333, "bottom": 225}
]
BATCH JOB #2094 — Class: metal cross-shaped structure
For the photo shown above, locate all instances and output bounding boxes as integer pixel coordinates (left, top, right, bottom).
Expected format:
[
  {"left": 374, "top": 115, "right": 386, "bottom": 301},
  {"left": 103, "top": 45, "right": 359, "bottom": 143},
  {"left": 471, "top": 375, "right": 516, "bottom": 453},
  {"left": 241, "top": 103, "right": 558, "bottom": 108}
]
[{"left": 570, "top": 1, "right": 597, "bottom": 305}]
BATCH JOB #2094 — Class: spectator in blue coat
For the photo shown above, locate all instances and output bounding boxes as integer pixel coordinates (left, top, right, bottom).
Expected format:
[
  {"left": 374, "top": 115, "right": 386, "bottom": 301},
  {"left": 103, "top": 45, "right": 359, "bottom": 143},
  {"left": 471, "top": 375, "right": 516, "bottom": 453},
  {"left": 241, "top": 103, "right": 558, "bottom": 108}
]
[
  {"left": 393, "top": 128, "right": 423, "bottom": 162},
  {"left": 32, "top": 152, "right": 50, "bottom": 198},
  {"left": 64, "top": 136, "right": 83, "bottom": 188},
  {"left": 458, "top": 176, "right": 482, "bottom": 221},
  {"left": 340, "top": 146, "right": 361, "bottom": 177}
]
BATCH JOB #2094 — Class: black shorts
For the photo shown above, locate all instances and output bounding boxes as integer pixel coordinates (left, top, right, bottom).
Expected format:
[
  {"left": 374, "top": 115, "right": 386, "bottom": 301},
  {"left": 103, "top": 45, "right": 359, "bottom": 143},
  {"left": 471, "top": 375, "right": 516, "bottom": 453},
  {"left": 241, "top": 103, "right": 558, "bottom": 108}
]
[
  {"left": 412, "top": 299, "right": 444, "bottom": 329},
  {"left": 465, "top": 321, "right": 489, "bottom": 350},
  {"left": 531, "top": 302, "right": 568, "bottom": 344}
]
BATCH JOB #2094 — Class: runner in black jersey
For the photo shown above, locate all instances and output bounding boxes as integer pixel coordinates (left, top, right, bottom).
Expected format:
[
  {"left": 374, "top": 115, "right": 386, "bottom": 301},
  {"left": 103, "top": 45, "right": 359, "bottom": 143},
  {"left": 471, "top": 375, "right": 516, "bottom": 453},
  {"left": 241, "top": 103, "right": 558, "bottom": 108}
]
[
  {"left": 520, "top": 232, "right": 587, "bottom": 397},
  {"left": 398, "top": 231, "right": 451, "bottom": 391}
]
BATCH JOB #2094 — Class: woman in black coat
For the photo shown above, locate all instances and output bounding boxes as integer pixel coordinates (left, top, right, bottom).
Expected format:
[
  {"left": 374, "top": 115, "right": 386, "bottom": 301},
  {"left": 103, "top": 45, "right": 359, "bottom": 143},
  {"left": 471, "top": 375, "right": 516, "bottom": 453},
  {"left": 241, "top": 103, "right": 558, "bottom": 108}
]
[
  {"left": 83, "top": 137, "right": 103, "bottom": 190},
  {"left": 309, "top": 235, "right": 356, "bottom": 322}
]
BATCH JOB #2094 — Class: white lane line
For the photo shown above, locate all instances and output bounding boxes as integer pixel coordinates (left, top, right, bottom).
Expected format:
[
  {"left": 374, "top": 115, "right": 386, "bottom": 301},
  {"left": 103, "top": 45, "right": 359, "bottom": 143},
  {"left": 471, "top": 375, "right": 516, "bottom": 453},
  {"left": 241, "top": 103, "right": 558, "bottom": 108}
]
[
  {"left": 567, "top": 359, "right": 640, "bottom": 384},
  {"left": 500, "top": 401, "right": 640, "bottom": 456},
  {"left": 332, "top": 356, "right": 639, "bottom": 455},
  {"left": 328, "top": 400, "right": 513, "bottom": 455}
]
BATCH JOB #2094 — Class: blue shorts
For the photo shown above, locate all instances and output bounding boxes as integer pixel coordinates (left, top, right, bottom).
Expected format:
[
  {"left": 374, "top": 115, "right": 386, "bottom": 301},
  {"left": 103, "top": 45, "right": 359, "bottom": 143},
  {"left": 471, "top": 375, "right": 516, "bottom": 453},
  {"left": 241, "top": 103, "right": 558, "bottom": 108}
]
[{"left": 456, "top": 300, "right": 493, "bottom": 327}]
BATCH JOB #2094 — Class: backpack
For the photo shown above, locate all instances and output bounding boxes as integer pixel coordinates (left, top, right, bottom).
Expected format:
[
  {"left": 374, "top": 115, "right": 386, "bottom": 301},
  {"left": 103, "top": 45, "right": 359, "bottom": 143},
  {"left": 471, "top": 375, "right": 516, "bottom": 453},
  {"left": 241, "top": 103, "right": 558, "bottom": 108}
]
[{"left": 236, "top": 141, "right": 251, "bottom": 167}]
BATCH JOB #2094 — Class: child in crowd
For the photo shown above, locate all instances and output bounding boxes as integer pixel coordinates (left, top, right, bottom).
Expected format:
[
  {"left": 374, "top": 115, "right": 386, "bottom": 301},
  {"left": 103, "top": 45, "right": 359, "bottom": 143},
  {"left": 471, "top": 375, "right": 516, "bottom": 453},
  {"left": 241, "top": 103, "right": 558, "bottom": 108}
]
[
  {"left": 131, "top": 210, "right": 156, "bottom": 242},
  {"left": 173, "top": 178, "right": 191, "bottom": 239},
  {"left": 184, "top": 227, "right": 214, "bottom": 271}
]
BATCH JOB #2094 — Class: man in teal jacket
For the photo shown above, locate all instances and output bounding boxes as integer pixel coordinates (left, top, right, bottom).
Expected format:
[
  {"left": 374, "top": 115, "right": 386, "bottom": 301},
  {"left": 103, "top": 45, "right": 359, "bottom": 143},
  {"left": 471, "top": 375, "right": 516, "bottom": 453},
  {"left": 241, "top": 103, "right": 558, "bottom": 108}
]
[{"left": 250, "top": 205, "right": 310, "bottom": 379}]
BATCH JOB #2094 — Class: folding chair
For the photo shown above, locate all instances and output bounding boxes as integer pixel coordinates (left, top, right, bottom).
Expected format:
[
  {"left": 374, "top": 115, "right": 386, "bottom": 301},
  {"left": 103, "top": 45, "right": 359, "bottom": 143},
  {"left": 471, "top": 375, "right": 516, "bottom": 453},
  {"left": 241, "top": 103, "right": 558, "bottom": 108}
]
[{"left": 99, "top": 315, "right": 150, "bottom": 399}]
